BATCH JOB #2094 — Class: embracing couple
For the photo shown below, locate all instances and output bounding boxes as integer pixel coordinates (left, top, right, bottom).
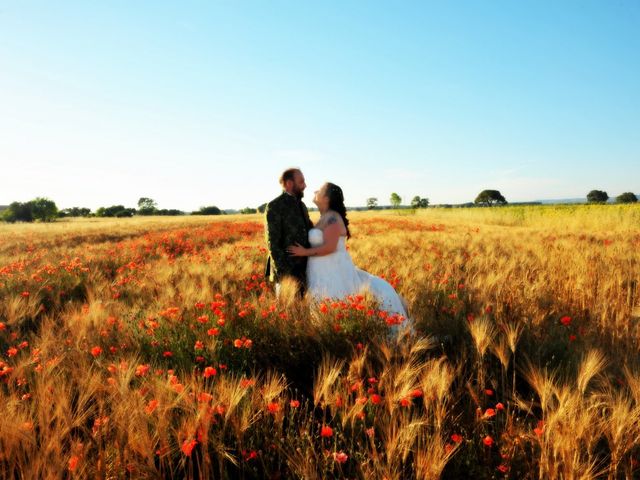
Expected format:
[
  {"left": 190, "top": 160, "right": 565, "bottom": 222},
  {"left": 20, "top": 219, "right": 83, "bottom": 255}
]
[{"left": 264, "top": 168, "right": 409, "bottom": 327}]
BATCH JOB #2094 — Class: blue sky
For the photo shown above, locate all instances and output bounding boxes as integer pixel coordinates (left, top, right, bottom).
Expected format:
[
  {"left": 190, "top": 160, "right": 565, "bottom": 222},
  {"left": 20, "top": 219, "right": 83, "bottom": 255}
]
[{"left": 1, "top": 1, "right": 639, "bottom": 210}]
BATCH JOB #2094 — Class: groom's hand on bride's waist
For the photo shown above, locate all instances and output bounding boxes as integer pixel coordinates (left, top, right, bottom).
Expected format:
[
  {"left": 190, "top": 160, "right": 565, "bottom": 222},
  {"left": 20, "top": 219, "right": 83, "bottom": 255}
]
[{"left": 287, "top": 243, "right": 308, "bottom": 257}]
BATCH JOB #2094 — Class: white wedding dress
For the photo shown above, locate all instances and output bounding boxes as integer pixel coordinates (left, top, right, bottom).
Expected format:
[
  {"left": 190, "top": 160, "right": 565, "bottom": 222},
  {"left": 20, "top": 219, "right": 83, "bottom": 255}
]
[{"left": 306, "top": 228, "right": 409, "bottom": 321}]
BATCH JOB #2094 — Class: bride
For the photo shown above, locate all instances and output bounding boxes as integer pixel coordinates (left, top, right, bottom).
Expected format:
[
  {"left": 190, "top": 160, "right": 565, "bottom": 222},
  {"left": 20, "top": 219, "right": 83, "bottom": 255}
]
[{"left": 287, "top": 183, "right": 409, "bottom": 327}]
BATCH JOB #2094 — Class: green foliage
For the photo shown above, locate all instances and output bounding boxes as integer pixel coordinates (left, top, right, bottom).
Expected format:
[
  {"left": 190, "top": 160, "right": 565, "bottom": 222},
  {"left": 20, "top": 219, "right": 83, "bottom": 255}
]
[
  {"left": 195, "top": 206, "right": 222, "bottom": 215},
  {"left": 156, "top": 209, "right": 185, "bottom": 216},
  {"left": 116, "top": 209, "right": 135, "bottom": 217},
  {"left": 474, "top": 190, "right": 507, "bottom": 206},
  {"left": 137, "top": 197, "right": 158, "bottom": 215},
  {"left": 29, "top": 197, "right": 58, "bottom": 221},
  {"left": 390, "top": 193, "right": 401, "bottom": 208},
  {"left": 1, "top": 198, "right": 58, "bottom": 222},
  {"left": 411, "top": 196, "right": 429, "bottom": 208},
  {"left": 240, "top": 207, "right": 258, "bottom": 214},
  {"left": 616, "top": 192, "right": 637, "bottom": 204},
  {"left": 366, "top": 197, "right": 378, "bottom": 210},
  {"left": 58, "top": 207, "right": 92, "bottom": 218},
  {"left": 2, "top": 202, "right": 31, "bottom": 222},
  {"left": 95, "top": 205, "right": 136, "bottom": 217},
  {"left": 257, "top": 203, "right": 267, "bottom": 213},
  {"left": 587, "top": 190, "right": 609, "bottom": 203}
]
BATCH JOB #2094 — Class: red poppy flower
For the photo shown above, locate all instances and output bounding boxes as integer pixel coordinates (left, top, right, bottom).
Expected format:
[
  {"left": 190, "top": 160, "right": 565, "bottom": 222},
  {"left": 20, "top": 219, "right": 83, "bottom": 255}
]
[
  {"left": 483, "top": 435, "right": 494, "bottom": 447},
  {"left": 203, "top": 366, "right": 217, "bottom": 378},
  {"left": 560, "top": 316, "right": 572, "bottom": 326},
  {"left": 333, "top": 451, "right": 348, "bottom": 464},
  {"left": 410, "top": 388, "right": 423, "bottom": 398},
  {"left": 240, "top": 378, "right": 255, "bottom": 388},
  {"left": 181, "top": 438, "right": 197, "bottom": 456},
  {"left": 197, "top": 392, "right": 213, "bottom": 403},
  {"left": 90, "top": 346, "right": 102, "bottom": 357},
  {"left": 320, "top": 425, "right": 333, "bottom": 437},
  {"left": 243, "top": 450, "right": 258, "bottom": 461},
  {"left": 145, "top": 399, "right": 159, "bottom": 414},
  {"left": 68, "top": 455, "right": 80, "bottom": 471}
]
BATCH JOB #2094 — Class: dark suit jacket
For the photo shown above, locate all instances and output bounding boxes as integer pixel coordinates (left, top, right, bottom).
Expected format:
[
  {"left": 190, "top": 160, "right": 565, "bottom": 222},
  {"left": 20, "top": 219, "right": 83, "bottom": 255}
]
[{"left": 264, "top": 192, "right": 313, "bottom": 284}]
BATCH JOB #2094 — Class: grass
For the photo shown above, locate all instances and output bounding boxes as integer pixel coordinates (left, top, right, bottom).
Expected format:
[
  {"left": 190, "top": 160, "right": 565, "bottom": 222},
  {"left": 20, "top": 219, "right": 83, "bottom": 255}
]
[{"left": 0, "top": 205, "right": 639, "bottom": 478}]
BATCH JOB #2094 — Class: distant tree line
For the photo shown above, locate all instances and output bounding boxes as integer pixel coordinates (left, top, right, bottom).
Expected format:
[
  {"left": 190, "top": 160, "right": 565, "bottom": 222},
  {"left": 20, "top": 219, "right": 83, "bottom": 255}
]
[
  {"left": 362, "top": 189, "right": 638, "bottom": 209},
  {"left": 0, "top": 197, "right": 236, "bottom": 223},
  {"left": 365, "top": 194, "right": 430, "bottom": 210},
  {"left": 2, "top": 189, "right": 637, "bottom": 223},
  {"left": 587, "top": 190, "right": 637, "bottom": 204}
]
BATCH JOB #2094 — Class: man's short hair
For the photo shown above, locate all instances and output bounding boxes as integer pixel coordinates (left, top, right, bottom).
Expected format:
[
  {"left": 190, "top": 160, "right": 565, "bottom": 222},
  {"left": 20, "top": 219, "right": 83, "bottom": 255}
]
[{"left": 279, "top": 168, "right": 301, "bottom": 187}]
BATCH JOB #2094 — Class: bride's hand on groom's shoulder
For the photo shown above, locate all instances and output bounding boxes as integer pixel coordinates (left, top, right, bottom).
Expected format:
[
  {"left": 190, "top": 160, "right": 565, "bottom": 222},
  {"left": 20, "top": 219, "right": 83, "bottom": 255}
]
[{"left": 287, "top": 243, "right": 307, "bottom": 257}]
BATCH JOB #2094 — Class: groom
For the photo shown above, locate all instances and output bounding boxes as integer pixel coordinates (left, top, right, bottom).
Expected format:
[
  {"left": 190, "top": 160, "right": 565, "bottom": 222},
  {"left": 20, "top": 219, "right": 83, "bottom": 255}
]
[{"left": 264, "top": 168, "right": 313, "bottom": 296}]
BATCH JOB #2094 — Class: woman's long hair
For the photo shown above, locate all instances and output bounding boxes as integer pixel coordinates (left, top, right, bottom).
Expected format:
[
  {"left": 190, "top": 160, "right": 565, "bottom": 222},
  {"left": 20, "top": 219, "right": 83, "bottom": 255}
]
[{"left": 326, "top": 183, "right": 351, "bottom": 239}]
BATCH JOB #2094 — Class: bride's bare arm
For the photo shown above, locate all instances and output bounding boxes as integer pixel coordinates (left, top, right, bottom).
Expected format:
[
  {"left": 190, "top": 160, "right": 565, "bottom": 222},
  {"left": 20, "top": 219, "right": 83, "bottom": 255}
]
[{"left": 287, "top": 219, "right": 342, "bottom": 257}]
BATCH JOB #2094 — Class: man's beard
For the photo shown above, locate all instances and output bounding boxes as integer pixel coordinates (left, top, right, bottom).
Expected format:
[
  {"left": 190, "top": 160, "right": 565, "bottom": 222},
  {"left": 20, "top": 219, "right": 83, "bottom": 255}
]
[{"left": 292, "top": 187, "right": 304, "bottom": 199}]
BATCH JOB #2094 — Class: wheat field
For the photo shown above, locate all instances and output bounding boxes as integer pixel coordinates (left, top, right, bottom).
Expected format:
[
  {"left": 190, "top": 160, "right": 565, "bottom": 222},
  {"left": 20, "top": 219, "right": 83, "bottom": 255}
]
[{"left": 1, "top": 205, "right": 639, "bottom": 479}]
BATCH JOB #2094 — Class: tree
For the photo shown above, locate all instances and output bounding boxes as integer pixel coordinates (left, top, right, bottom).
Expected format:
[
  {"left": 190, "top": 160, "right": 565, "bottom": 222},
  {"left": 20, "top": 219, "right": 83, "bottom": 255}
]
[
  {"left": 2, "top": 202, "right": 30, "bottom": 222},
  {"left": 195, "top": 206, "right": 222, "bottom": 215},
  {"left": 115, "top": 208, "right": 135, "bottom": 217},
  {"left": 411, "top": 196, "right": 429, "bottom": 208},
  {"left": 257, "top": 203, "right": 267, "bottom": 213},
  {"left": 587, "top": 190, "right": 609, "bottom": 204},
  {"left": 390, "top": 193, "right": 402, "bottom": 208},
  {"left": 156, "top": 209, "right": 185, "bottom": 216},
  {"left": 95, "top": 205, "right": 135, "bottom": 217},
  {"left": 1, "top": 198, "right": 59, "bottom": 222},
  {"left": 616, "top": 192, "right": 637, "bottom": 204},
  {"left": 58, "top": 207, "right": 92, "bottom": 218},
  {"left": 137, "top": 197, "right": 158, "bottom": 216},
  {"left": 474, "top": 190, "right": 507, "bottom": 206},
  {"left": 240, "top": 207, "right": 257, "bottom": 214},
  {"left": 29, "top": 197, "right": 58, "bottom": 222},
  {"left": 366, "top": 198, "right": 378, "bottom": 210}
]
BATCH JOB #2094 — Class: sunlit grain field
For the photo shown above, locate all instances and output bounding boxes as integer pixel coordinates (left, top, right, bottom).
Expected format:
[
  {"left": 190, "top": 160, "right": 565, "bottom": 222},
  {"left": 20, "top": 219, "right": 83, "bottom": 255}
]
[{"left": 1, "top": 205, "right": 640, "bottom": 479}]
